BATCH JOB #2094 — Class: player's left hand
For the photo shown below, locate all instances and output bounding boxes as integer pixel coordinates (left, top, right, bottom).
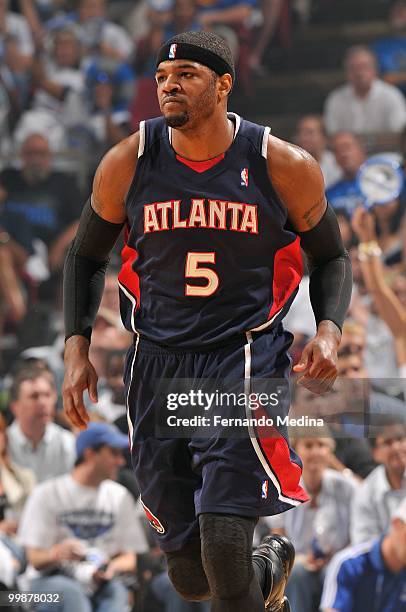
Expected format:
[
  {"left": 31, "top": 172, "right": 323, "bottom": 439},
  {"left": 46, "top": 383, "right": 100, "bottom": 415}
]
[{"left": 293, "top": 321, "right": 340, "bottom": 395}]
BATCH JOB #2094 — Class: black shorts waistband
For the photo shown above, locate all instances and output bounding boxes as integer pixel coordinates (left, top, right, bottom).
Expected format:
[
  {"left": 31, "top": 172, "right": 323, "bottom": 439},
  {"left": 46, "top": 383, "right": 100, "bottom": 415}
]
[{"left": 135, "top": 324, "right": 283, "bottom": 356}]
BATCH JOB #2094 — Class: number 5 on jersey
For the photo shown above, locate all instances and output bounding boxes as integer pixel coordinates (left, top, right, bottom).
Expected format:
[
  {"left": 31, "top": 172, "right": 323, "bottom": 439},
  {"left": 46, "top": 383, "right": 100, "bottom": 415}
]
[{"left": 185, "top": 252, "right": 219, "bottom": 297}]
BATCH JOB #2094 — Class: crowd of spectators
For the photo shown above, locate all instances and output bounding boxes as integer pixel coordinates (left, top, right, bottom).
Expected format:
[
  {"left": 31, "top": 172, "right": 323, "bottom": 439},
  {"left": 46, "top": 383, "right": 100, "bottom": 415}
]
[{"left": 0, "top": 0, "right": 404, "bottom": 611}]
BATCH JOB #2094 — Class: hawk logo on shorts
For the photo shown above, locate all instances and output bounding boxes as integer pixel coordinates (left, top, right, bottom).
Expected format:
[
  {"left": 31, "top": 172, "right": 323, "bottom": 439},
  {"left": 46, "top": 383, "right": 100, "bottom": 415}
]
[
  {"left": 261, "top": 480, "right": 269, "bottom": 500},
  {"left": 169, "top": 44, "right": 177, "bottom": 59},
  {"left": 141, "top": 499, "right": 165, "bottom": 534},
  {"left": 240, "top": 168, "right": 249, "bottom": 187}
]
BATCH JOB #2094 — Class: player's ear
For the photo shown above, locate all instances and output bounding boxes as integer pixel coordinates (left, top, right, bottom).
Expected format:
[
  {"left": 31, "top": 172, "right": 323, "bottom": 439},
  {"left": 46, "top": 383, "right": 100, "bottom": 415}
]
[{"left": 217, "top": 74, "right": 232, "bottom": 100}]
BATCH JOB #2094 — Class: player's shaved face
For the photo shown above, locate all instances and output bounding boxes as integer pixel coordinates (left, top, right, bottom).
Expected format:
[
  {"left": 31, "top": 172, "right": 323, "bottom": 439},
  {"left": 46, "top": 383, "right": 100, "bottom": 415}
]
[{"left": 156, "top": 61, "right": 218, "bottom": 129}]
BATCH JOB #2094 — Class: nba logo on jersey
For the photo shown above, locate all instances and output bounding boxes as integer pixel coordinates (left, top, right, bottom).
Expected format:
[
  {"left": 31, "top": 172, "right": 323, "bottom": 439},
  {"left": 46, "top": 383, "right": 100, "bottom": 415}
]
[
  {"left": 261, "top": 480, "right": 269, "bottom": 499},
  {"left": 240, "top": 167, "right": 249, "bottom": 187},
  {"left": 169, "top": 44, "right": 177, "bottom": 59}
]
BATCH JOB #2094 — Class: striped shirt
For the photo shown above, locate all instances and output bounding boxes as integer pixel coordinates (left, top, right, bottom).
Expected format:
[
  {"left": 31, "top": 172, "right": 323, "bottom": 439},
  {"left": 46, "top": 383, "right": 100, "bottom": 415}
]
[{"left": 321, "top": 538, "right": 406, "bottom": 612}]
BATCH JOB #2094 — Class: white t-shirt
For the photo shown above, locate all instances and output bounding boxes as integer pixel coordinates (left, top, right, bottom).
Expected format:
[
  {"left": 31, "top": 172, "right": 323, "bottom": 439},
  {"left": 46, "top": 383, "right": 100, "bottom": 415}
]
[
  {"left": 17, "top": 474, "right": 149, "bottom": 579},
  {"left": 324, "top": 79, "right": 406, "bottom": 134}
]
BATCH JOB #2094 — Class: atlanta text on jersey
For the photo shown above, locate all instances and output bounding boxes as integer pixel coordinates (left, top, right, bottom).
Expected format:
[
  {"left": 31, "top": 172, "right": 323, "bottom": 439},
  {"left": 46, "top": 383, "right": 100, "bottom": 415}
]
[{"left": 144, "top": 199, "right": 259, "bottom": 234}]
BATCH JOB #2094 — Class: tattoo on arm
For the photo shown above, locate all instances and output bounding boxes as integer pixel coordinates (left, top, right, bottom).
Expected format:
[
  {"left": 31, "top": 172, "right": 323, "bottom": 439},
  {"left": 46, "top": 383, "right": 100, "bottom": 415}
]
[{"left": 302, "top": 197, "right": 326, "bottom": 230}]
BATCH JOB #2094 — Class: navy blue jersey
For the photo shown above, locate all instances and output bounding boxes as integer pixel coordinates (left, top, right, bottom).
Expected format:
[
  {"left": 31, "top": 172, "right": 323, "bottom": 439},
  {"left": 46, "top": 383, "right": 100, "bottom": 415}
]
[{"left": 118, "top": 113, "right": 303, "bottom": 348}]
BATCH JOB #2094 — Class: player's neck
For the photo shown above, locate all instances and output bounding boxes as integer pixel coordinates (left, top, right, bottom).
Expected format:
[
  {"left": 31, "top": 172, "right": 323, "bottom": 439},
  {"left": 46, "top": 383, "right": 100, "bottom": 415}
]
[{"left": 171, "top": 115, "right": 234, "bottom": 161}]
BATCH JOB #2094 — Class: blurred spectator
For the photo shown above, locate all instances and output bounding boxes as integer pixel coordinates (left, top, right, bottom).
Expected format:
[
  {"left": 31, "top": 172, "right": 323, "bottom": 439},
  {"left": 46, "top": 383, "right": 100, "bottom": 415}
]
[
  {"left": 266, "top": 426, "right": 357, "bottom": 612},
  {"left": 336, "top": 350, "right": 405, "bottom": 424},
  {"left": 290, "top": 383, "right": 376, "bottom": 479},
  {"left": 338, "top": 321, "right": 366, "bottom": 360},
  {"left": 321, "top": 496, "right": 406, "bottom": 612},
  {"left": 197, "top": 0, "right": 254, "bottom": 32},
  {"left": 352, "top": 207, "right": 406, "bottom": 374},
  {"left": 369, "top": 198, "right": 405, "bottom": 267},
  {"left": 325, "top": 132, "right": 366, "bottom": 217},
  {"left": 283, "top": 275, "right": 316, "bottom": 363},
  {"left": 100, "top": 270, "right": 120, "bottom": 312},
  {"left": 0, "top": 0, "right": 34, "bottom": 69},
  {"left": 335, "top": 209, "right": 354, "bottom": 249},
  {"left": 17, "top": 422, "right": 148, "bottom": 611},
  {"left": 0, "top": 412, "right": 36, "bottom": 522},
  {"left": 0, "top": 412, "right": 34, "bottom": 591},
  {"left": 0, "top": 0, "right": 35, "bottom": 121},
  {"left": 29, "top": 0, "right": 68, "bottom": 24},
  {"left": 324, "top": 45, "right": 406, "bottom": 136},
  {"left": 96, "top": 350, "right": 127, "bottom": 423},
  {"left": 0, "top": 79, "right": 11, "bottom": 154},
  {"left": 88, "top": 308, "right": 131, "bottom": 379},
  {"left": 84, "top": 57, "right": 133, "bottom": 157},
  {"left": 0, "top": 231, "right": 27, "bottom": 327},
  {"left": 249, "top": 0, "right": 284, "bottom": 75},
  {"left": 0, "top": 133, "right": 82, "bottom": 286},
  {"left": 47, "top": 0, "right": 134, "bottom": 62},
  {"left": 18, "top": 0, "right": 45, "bottom": 46},
  {"left": 7, "top": 367, "right": 76, "bottom": 482},
  {"left": 350, "top": 416, "right": 406, "bottom": 545},
  {"left": 196, "top": 0, "right": 255, "bottom": 85},
  {"left": 294, "top": 115, "right": 342, "bottom": 188},
  {"left": 373, "top": 0, "right": 406, "bottom": 95},
  {"left": 166, "top": 0, "right": 199, "bottom": 37},
  {"left": 30, "top": 27, "right": 87, "bottom": 135}
]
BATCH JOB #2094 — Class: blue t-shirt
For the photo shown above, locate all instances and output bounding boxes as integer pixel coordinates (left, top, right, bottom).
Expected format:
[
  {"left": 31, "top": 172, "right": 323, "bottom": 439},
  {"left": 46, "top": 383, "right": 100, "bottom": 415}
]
[
  {"left": 326, "top": 178, "right": 365, "bottom": 216},
  {"left": 322, "top": 538, "right": 406, "bottom": 612}
]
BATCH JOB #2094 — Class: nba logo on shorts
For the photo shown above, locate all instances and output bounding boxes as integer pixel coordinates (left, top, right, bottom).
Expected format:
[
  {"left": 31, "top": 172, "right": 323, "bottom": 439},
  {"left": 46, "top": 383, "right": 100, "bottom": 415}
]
[
  {"left": 169, "top": 44, "right": 177, "bottom": 59},
  {"left": 261, "top": 480, "right": 269, "bottom": 500},
  {"left": 240, "top": 167, "right": 249, "bottom": 187}
]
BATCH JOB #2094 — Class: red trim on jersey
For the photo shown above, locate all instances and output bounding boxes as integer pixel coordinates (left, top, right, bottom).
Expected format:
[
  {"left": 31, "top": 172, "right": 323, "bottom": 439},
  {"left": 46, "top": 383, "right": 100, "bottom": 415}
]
[
  {"left": 118, "top": 230, "right": 140, "bottom": 305},
  {"left": 268, "top": 236, "right": 303, "bottom": 320},
  {"left": 176, "top": 153, "right": 225, "bottom": 173},
  {"left": 255, "top": 406, "right": 309, "bottom": 503}
]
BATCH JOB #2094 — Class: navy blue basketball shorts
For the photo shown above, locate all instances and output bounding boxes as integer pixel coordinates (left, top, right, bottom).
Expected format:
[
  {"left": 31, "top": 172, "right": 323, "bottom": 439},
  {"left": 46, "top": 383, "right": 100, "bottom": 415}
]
[{"left": 124, "top": 325, "right": 309, "bottom": 552}]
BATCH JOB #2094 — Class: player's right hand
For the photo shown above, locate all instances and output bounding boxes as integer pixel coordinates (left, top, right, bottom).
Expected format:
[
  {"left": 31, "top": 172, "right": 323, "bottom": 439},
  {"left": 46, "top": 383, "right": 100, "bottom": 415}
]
[{"left": 63, "top": 336, "right": 98, "bottom": 429}]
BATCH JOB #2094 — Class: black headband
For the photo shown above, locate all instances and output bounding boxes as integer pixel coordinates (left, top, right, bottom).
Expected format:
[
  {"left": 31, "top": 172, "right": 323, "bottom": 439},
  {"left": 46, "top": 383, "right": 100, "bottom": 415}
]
[{"left": 156, "top": 41, "right": 235, "bottom": 82}]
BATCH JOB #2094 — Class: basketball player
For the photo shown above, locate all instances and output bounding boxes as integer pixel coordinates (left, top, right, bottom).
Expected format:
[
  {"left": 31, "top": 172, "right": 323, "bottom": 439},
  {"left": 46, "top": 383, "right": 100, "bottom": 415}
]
[{"left": 62, "top": 32, "right": 352, "bottom": 612}]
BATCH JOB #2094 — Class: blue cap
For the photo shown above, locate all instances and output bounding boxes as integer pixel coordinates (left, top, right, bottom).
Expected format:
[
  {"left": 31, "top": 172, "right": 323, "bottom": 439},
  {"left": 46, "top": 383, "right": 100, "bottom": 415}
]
[{"left": 76, "top": 422, "right": 128, "bottom": 458}]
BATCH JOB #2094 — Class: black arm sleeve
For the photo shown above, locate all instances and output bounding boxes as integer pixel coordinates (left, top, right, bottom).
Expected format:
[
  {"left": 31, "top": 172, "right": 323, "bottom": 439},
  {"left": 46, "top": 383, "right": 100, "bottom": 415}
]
[
  {"left": 63, "top": 199, "right": 124, "bottom": 342},
  {"left": 297, "top": 203, "right": 352, "bottom": 333}
]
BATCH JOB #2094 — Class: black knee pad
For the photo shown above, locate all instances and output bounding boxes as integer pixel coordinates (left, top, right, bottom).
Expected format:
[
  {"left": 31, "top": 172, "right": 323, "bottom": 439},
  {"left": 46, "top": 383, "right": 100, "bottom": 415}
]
[
  {"left": 199, "top": 513, "right": 257, "bottom": 600},
  {"left": 166, "top": 539, "right": 210, "bottom": 601}
]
